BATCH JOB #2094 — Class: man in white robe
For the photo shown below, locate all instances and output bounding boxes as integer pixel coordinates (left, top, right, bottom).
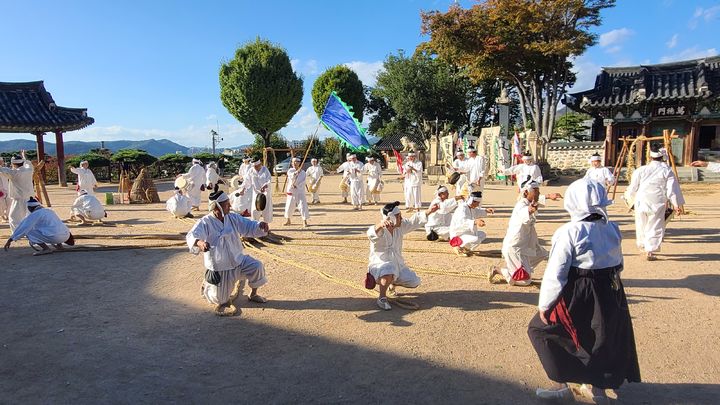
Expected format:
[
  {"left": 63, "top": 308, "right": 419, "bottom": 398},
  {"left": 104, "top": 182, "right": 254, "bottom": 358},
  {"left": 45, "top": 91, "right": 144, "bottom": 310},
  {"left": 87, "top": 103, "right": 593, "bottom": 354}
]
[
  {"left": 184, "top": 158, "right": 206, "bottom": 210},
  {"left": 449, "top": 191, "right": 494, "bottom": 255},
  {"left": 364, "top": 156, "right": 383, "bottom": 205},
  {"left": 500, "top": 152, "right": 543, "bottom": 192},
  {"left": 465, "top": 147, "right": 487, "bottom": 197},
  {"left": 625, "top": 149, "right": 683, "bottom": 260},
  {"left": 238, "top": 157, "right": 252, "bottom": 180},
  {"left": 229, "top": 180, "right": 251, "bottom": 216},
  {"left": 335, "top": 153, "right": 352, "bottom": 203},
  {"left": 69, "top": 160, "right": 98, "bottom": 195},
  {"left": 367, "top": 201, "right": 439, "bottom": 310},
  {"left": 402, "top": 152, "right": 423, "bottom": 211},
  {"left": 584, "top": 152, "right": 615, "bottom": 188},
  {"left": 306, "top": 158, "right": 324, "bottom": 204},
  {"left": 489, "top": 179, "right": 562, "bottom": 286},
  {"left": 0, "top": 153, "right": 35, "bottom": 231},
  {"left": 70, "top": 190, "right": 107, "bottom": 223},
  {"left": 249, "top": 160, "right": 273, "bottom": 223},
  {"left": 425, "top": 185, "right": 462, "bottom": 241},
  {"left": 205, "top": 161, "right": 221, "bottom": 190},
  {"left": 186, "top": 189, "right": 269, "bottom": 316},
  {"left": 344, "top": 154, "right": 365, "bottom": 210},
  {"left": 449, "top": 151, "right": 468, "bottom": 197},
  {"left": 0, "top": 157, "right": 8, "bottom": 221},
  {"left": 283, "top": 158, "right": 310, "bottom": 226},
  {"left": 4, "top": 197, "right": 74, "bottom": 256},
  {"left": 166, "top": 187, "right": 193, "bottom": 218}
]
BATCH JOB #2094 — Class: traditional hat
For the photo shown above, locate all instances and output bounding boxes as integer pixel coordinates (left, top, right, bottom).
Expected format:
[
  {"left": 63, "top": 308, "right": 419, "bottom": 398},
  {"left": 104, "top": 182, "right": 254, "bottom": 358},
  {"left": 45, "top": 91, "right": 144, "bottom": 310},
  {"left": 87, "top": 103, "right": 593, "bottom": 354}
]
[
  {"left": 367, "top": 156, "right": 375, "bottom": 161},
  {"left": 208, "top": 186, "right": 230, "bottom": 212}
]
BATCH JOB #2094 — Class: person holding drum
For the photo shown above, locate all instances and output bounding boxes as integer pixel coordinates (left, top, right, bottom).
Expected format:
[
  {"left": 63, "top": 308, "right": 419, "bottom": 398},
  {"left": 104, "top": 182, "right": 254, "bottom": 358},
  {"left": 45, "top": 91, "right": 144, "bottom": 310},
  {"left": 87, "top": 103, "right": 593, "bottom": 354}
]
[
  {"left": 249, "top": 159, "right": 273, "bottom": 223},
  {"left": 402, "top": 152, "right": 423, "bottom": 212},
  {"left": 184, "top": 159, "right": 206, "bottom": 211},
  {"left": 448, "top": 150, "right": 468, "bottom": 197},
  {"left": 364, "top": 156, "right": 383, "bottom": 205},
  {"left": 465, "top": 147, "right": 487, "bottom": 199},
  {"left": 499, "top": 151, "right": 543, "bottom": 193},
  {"left": 283, "top": 157, "right": 310, "bottom": 227},
  {"left": 425, "top": 185, "right": 463, "bottom": 241},
  {"left": 306, "top": 158, "right": 324, "bottom": 204},
  {"left": 336, "top": 153, "right": 353, "bottom": 204},
  {"left": 166, "top": 186, "right": 193, "bottom": 219}
]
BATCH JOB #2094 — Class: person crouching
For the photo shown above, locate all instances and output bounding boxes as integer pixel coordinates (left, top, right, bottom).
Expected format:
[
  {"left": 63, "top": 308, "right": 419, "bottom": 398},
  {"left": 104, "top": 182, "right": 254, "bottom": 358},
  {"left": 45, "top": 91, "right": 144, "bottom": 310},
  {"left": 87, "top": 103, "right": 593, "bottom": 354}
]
[
  {"left": 4, "top": 197, "right": 74, "bottom": 256},
  {"left": 448, "top": 191, "right": 494, "bottom": 256}
]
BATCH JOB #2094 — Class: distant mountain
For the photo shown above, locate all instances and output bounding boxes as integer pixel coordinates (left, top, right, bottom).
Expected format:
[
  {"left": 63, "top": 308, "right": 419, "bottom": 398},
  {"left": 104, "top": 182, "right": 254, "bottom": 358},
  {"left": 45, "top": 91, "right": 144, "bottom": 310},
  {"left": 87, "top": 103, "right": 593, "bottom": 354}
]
[{"left": 0, "top": 138, "right": 189, "bottom": 157}]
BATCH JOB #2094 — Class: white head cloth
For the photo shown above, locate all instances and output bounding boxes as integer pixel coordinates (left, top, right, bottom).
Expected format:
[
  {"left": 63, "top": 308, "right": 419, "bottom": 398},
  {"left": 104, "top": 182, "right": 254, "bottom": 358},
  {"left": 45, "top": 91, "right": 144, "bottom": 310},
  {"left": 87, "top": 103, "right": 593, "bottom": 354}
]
[
  {"left": 436, "top": 186, "right": 448, "bottom": 196},
  {"left": 80, "top": 160, "right": 89, "bottom": 166},
  {"left": 466, "top": 194, "right": 482, "bottom": 206},
  {"left": 27, "top": 199, "right": 41, "bottom": 208},
  {"left": 311, "top": 158, "right": 318, "bottom": 163},
  {"left": 292, "top": 157, "right": 301, "bottom": 162},
  {"left": 407, "top": 152, "right": 416, "bottom": 157},
  {"left": 346, "top": 153, "right": 352, "bottom": 160},
  {"left": 78, "top": 189, "right": 88, "bottom": 196},
  {"left": 589, "top": 154, "right": 602, "bottom": 162},
  {"left": 521, "top": 179, "right": 541, "bottom": 192},
  {"left": 192, "top": 158, "right": 202, "bottom": 165},
  {"left": 649, "top": 151, "right": 662, "bottom": 158},
  {"left": 455, "top": 151, "right": 464, "bottom": 157},
  {"left": 382, "top": 205, "right": 401, "bottom": 220},
  {"left": 10, "top": 156, "right": 24, "bottom": 164},
  {"left": 208, "top": 192, "right": 230, "bottom": 212},
  {"left": 252, "top": 159, "right": 262, "bottom": 166},
  {"left": 521, "top": 154, "right": 532, "bottom": 161},
  {"left": 367, "top": 156, "right": 374, "bottom": 161},
  {"left": 564, "top": 178, "right": 612, "bottom": 222}
]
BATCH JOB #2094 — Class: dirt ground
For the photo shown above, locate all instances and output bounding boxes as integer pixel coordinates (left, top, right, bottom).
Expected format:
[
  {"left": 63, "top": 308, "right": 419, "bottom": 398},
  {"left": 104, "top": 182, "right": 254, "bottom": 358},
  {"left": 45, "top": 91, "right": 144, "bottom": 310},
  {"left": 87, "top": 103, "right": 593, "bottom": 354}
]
[{"left": 1, "top": 173, "right": 718, "bottom": 404}]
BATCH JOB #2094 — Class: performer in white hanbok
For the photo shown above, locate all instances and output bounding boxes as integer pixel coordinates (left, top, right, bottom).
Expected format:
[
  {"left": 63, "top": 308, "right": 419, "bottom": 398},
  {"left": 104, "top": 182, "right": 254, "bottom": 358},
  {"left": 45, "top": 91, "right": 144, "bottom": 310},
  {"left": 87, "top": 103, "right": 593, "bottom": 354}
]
[
  {"left": 205, "top": 161, "right": 221, "bottom": 190},
  {"left": 691, "top": 159, "right": 720, "bottom": 172},
  {"left": 229, "top": 180, "right": 251, "bottom": 216},
  {"left": 238, "top": 157, "right": 252, "bottom": 180},
  {"left": 425, "top": 185, "right": 462, "bottom": 241},
  {"left": 0, "top": 153, "right": 35, "bottom": 231},
  {"left": 402, "top": 152, "right": 423, "bottom": 211},
  {"left": 449, "top": 191, "right": 494, "bottom": 256},
  {"left": 500, "top": 152, "right": 543, "bottom": 192},
  {"left": 184, "top": 159, "right": 206, "bottom": 210},
  {"left": 186, "top": 189, "right": 270, "bottom": 316},
  {"left": 465, "top": 147, "right": 487, "bottom": 197},
  {"left": 489, "top": 178, "right": 562, "bottom": 286},
  {"left": 4, "top": 197, "right": 74, "bottom": 256},
  {"left": 344, "top": 154, "right": 365, "bottom": 210},
  {"left": 336, "top": 153, "right": 352, "bottom": 203},
  {"left": 249, "top": 159, "right": 273, "bottom": 223},
  {"left": 166, "top": 187, "right": 193, "bottom": 218},
  {"left": 366, "top": 201, "right": 439, "bottom": 310},
  {"left": 69, "top": 160, "right": 98, "bottom": 195},
  {"left": 364, "top": 156, "right": 383, "bottom": 205},
  {"left": 583, "top": 152, "right": 615, "bottom": 188},
  {"left": 625, "top": 149, "right": 683, "bottom": 261},
  {"left": 283, "top": 157, "right": 310, "bottom": 226},
  {"left": 449, "top": 151, "right": 468, "bottom": 197},
  {"left": 306, "top": 158, "right": 324, "bottom": 204},
  {"left": 70, "top": 190, "right": 107, "bottom": 223},
  {"left": 528, "top": 178, "right": 640, "bottom": 400},
  {"left": 0, "top": 158, "right": 8, "bottom": 221}
]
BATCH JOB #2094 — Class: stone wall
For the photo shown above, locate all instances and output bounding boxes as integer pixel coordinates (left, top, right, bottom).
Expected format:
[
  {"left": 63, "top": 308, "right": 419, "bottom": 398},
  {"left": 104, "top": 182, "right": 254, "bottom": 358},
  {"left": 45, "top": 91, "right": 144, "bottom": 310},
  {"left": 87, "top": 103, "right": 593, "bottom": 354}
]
[{"left": 546, "top": 141, "right": 605, "bottom": 177}]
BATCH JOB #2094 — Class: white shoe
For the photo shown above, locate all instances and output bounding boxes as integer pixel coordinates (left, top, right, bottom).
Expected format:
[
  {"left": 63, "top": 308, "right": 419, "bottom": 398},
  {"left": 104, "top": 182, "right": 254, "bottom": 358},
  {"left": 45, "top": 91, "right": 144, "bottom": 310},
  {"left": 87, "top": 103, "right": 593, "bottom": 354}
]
[
  {"left": 376, "top": 297, "right": 392, "bottom": 310},
  {"left": 535, "top": 386, "right": 570, "bottom": 399}
]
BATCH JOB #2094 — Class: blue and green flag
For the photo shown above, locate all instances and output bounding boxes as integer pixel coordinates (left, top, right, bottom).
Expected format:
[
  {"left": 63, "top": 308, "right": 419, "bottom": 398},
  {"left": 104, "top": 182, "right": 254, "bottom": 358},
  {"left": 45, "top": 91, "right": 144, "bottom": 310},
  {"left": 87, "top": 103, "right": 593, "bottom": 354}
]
[{"left": 320, "top": 91, "right": 370, "bottom": 151}]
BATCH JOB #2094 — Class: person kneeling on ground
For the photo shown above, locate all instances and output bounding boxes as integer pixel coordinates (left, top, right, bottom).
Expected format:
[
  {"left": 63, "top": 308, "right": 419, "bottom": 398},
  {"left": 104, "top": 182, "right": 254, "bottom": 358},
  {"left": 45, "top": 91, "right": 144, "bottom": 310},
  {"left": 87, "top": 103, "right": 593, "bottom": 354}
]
[
  {"left": 448, "top": 191, "right": 494, "bottom": 256},
  {"left": 70, "top": 189, "right": 107, "bottom": 224},
  {"left": 425, "top": 185, "right": 463, "bottom": 241},
  {"left": 528, "top": 178, "right": 640, "bottom": 401},
  {"left": 489, "top": 177, "right": 562, "bottom": 286},
  {"left": 366, "top": 201, "right": 438, "bottom": 310},
  {"left": 166, "top": 187, "right": 194, "bottom": 219},
  {"left": 4, "top": 197, "right": 75, "bottom": 256},
  {"left": 186, "top": 188, "right": 270, "bottom": 316}
]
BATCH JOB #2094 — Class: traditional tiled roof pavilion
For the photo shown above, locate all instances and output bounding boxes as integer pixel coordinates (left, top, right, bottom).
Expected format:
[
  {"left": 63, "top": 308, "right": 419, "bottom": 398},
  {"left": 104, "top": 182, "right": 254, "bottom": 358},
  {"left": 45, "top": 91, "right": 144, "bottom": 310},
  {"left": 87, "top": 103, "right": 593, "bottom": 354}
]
[
  {"left": 565, "top": 56, "right": 720, "bottom": 166},
  {"left": 0, "top": 81, "right": 94, "bottom": 186}
]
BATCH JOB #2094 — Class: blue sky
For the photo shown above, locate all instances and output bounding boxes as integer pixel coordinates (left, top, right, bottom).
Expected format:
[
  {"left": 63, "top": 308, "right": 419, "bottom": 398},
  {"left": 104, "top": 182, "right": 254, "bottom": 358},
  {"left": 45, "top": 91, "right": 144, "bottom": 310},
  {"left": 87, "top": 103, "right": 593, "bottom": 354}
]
[{"left": 1, "top": 0, "right": 719, "bottom": 148}]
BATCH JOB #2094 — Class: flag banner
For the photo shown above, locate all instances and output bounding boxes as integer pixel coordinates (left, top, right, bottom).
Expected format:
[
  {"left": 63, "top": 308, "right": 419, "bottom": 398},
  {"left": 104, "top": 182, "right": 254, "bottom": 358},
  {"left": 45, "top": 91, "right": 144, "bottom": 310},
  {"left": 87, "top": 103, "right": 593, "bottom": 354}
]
[
  {"left": 392, "top": 147, "right": 404, "bottom": 174},
  {"left": 320, "top": 91, "right": 370, "bottom": 151}
]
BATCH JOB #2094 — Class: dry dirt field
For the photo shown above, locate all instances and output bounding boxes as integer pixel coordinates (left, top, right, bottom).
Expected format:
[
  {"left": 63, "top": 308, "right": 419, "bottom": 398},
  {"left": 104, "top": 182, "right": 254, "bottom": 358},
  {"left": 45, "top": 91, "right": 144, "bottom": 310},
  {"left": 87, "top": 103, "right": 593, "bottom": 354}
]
[{"left": 1, "top": 173, "right": 718, "bottom": 404}]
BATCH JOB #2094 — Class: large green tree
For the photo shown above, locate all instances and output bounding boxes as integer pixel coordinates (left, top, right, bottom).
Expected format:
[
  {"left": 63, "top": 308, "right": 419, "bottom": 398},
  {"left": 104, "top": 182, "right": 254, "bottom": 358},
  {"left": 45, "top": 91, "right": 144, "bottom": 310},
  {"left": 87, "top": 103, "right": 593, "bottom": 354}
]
[
  {"left": 111, "top": 149, "right": 157, "bottom": 178},
  {"left": 421, "top": 0, "right": 615, "bottom": 142},
  {"left": 219, "top": 38, "right": 303, "bottom": 148},
  {"left": 554, "top": 111, "right": 591, "bottom": 142},
  {"left": 312, "top": 65, "right": 365, "bottom": 122}
]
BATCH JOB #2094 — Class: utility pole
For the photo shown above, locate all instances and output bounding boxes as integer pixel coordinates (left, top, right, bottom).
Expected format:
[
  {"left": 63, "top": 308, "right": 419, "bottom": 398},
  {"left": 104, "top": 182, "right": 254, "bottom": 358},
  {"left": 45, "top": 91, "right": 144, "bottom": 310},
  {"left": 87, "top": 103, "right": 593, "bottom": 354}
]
[{"left": 210, "top": 129, "right": 222, "bottom": 155}]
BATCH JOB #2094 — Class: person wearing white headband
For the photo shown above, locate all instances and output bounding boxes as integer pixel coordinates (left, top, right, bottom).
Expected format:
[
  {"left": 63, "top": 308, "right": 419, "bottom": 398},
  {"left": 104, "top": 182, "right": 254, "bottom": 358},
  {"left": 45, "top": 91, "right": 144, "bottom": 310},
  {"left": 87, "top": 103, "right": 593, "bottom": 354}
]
[
  {"left": 166, "top": 186, "right": 194, "bottom": 219},
  {"left": 366, "top": 201, "right": 439, "bottom": 310},
  {"left": 335, "top": 153, "right": 354, "bottom": 203},
  {"left": 449, "top": 191, "right": 495, "bottom": 256},
  {"left": 425, "top": 185, "right": 463, "bottom": 241},
  {"left": 283, "top": 157, "right": 310, "bottom": 226},
  {"left": 528, "top": 178, "right": 640, "bottom": 401},
  {"left": 465, "top": 147, "right": 487, "bottom": 197},
  {"left": 70, "top": 189, "right": 107, "bottom": 224},
  {"left": 363, "top": 156, "right": 383, "bottom": 205},
  {"left": 249, "top": 159, "right": 273, "bottom": 223},
  {"left": 0, "top": 150, "right": 35, "bottom": 231},
  {"left": 584, "top": 152, "right": 615, "bottom": 189},
  {"left": 4, "top": 197, "right": 74, "bottom": 256},
  {"left": 448, "top": 150, "right": 469, "bottom": 197},
  {"left": 402, "top": 151, "right": 423, "bottom": 212},
  {"left": 499, "top": 151, "right": 543, "bottom": 192},
  {"left": 69, "top": 160, "right": 98, "bottom": 196},
  {"left": 345, "top": 154, "right": 365, "bottom": 210},
  {"left": 181, "top": 158, "right": 207, "bottom": 211},
  {"left": 306, "top": 158, "right": 324, "bottom": 204},
  {"left": 489, "top": 176, "right": 562, "bottom": 285},
  {"left": 0, "top": 157, "right": 8, "bottom": 222},
  {"left": 624, "top": 146, "right": 683, "bottom": 261},
  {"left": 186, "top": 188, "right": 270, "bottom": 315}
]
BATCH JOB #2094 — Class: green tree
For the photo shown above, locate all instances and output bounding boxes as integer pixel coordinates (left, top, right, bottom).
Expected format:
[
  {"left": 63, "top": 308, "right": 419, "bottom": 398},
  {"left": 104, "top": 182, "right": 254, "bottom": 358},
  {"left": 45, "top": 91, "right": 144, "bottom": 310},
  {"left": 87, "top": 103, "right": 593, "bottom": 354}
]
[
  {"left": 66, "top": 153, "right": 111, "bottom": 168},
  {"left": 219, "top": 38, "right": 303, "bottom": 148},
  {"left": 111, "top": 149, "right": 157, "bottom": 178},
  {"left": 246, "top": 133, "right": 289, "bottom": 166},
  {"left": 554, "top": 112, "right": 591, "bottom": 142},
  {"left": 322, "top": 137, "right": 342, "bottom": 166},
  {"left": 421, "top": 0, "right": 615, "bottom": 142},
  {"left": 312, "top": 65, "right": 365, "bottom": 122},
  {"left": 192, "top": 152, "right": 224, "bottom": 163},
  {"left": 157, "top": 153, "right": 192, "bottom": 175},
  {"left": 299, "top": 135, "right": 325, "bottom": 161}
]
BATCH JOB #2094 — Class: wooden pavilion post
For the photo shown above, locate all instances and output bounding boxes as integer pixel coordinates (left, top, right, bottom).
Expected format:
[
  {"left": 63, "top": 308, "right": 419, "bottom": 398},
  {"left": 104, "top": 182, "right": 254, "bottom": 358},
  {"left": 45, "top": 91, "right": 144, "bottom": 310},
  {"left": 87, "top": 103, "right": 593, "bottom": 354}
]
[
  {"left": 603, "top": 119, "right": 614, "bottom": 167},
  {"left": 55, "top": 131, "right": 67, "bottom": 187},
  {"left": 34, "top": 132, "right": 47, "bottom": 183}
]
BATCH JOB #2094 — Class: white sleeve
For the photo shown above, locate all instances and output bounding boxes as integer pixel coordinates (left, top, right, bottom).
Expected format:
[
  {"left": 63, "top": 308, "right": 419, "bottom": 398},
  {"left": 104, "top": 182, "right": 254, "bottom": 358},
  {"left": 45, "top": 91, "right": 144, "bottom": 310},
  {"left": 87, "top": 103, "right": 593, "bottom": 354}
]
[
  {"left": 605, "top": 168, "right": 615, "bottom": 185},
  {"left": 666, "top": 172, "right": 684, "bottom": 207},
  {"left": 538, "top": 227, "right": 574, "bottom": 311},
  {"left": 186, "top": 219, "right": 207, "bottom": 255},
  {"left": 625, "top": 170, "right": 640, "bottom": 200},
  {"left": 70, "top": 167, "right": 80, "bottom": 174},
  {"left": 400, "top": 211, "right": 428, "bottom": 233},
  {"left": 708, "top": 162, "right": 720, "bottom": 173},
  {"left": 10, "top": 212, "right": 42, "bottom": 241},
  {"left": 231, "top": 215, "right": 268, "bottom": 238}
]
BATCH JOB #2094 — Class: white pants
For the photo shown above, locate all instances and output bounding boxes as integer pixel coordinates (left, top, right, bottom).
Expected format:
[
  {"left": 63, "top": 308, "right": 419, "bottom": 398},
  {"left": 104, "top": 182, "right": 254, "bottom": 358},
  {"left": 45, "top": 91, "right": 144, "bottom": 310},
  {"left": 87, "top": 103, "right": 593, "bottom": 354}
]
[
  {"left": 457, "top": 231, "right": 486, "bottom": 250},
  {"left": 0, "top": 196, "right": 7, "bottom": 219},
  {"left": 252, "top": 191, "right": 273, "bottom": 223},
  {"left": 8, "top": 198, "right": 28, "bottom": 232},
  {"left": 500, "top": 246, "right": 547, "bottom": 285},
  {"left": 454, "top": 175, "right": 467, "bottom": 197},
  {"left": 71, "top": 207, "right": 105, "bottom": 221},
  {"left": 202, "top": 256, "right": 267, "bottom": 305},
  {"left": 635, "top": 205, "right": 666, "bottom": 253},
  {"left": 284, "top": 192, "right": 309, "bottom": 220},
  {"left": 26, "top": 229, "right": 71, "bottom": 246},
  {"left": 350, "top": 179, "right": 364, "bottom": 207},
  {"left": 340, "top": 178, "right": 349, "bottom": 199},
  {"left": 310, "top": 179, "right": 321, "bottom": 202},
  {"left": 369, "top": 265, "right": 421, "bottom": 288},
  {"left": 425, "top": 224, "right": 451, "bottom": 240},
  {"left": 367, "top": 178, "right": 381, "bottom": 203},
  {"left": 188, "top": 188, "right": 202, "bottom": 208},
  {"left": 468, "top": 178, "right": 484, "bottom": 204},
  {"left": 404, "top": 185, "right": 421, "bottom": 209}
]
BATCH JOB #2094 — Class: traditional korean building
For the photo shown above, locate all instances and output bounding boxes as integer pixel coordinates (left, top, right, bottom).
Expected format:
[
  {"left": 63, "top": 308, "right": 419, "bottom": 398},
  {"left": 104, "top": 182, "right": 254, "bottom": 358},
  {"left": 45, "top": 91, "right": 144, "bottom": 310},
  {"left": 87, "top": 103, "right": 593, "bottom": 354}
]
[
  {"left": 565, "top": 56, "right": 720, "bottom": 166},
  {"left": 0, "top": 81, "right": 94, "bottom": 186}
]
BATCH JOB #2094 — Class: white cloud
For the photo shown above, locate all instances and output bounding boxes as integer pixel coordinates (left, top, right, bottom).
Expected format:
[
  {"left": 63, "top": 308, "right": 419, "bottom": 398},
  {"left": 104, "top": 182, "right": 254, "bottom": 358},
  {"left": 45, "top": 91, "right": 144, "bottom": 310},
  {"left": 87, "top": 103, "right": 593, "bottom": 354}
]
[
  {"left": 205, "top": 114, "right": 217, "bottom": 121},
  {"left": 660, "top": 46, "right": 718, "bottom": 63},
  {"left": 291, "top": 58, "right": 319, "bottom": 76},
  {"left": 284, "top": 106, "right": 331, "bottom": 140},
  {"left": 568, "top": 55, "right": 601, "bottom": 93},
  {"left": 666, "top": 34, "right": 679, "bottom": 49},
  {"left": 343, "top": 60, "right": 384, "bottom": 87},
  {"left": 689, "top": 5, "right": 720, "bottom": 29},
  {"left": 606, "top": 46, "right": 622, "bottom": 54},
  {"left": 599, "top": 28, "right": 634, "bottom": 51}
]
